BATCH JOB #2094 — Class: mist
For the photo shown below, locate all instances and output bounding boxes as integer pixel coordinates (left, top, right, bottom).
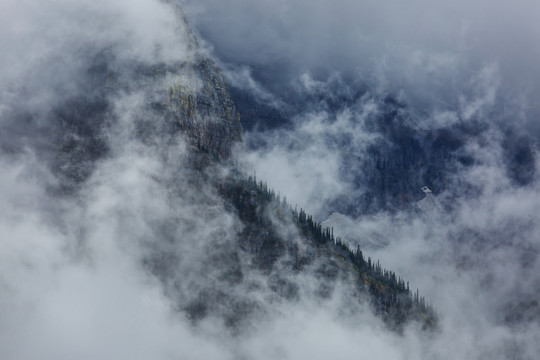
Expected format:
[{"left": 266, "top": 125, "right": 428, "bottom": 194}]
[{"left": 1, "top": 0, "right": 540, "bottom": 359}]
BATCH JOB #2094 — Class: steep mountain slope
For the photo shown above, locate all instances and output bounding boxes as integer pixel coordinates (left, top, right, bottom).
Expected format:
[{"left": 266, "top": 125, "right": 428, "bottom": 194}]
[
  {"left": 216, "top": 173, "right": 435, "bottom": 328},
  {"left": 0, "top": 0, "right": 434, "bottom": 343},
  {"left": 157, "top": 6, "right": 435, "bottom": 329}
]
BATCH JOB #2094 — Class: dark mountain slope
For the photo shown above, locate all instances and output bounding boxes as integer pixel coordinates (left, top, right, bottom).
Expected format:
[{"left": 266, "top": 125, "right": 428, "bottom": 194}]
[
  {"left": 216, "top": 172, "right": 435, "bottom": 329},
  {"left": 1, "top": 1, "right": 435, "bottom": 333}
]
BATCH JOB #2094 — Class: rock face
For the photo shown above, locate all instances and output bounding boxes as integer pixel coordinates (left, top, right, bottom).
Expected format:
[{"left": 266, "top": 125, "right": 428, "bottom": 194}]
[
  {"left": 156, "top": 57, "right": 243, "bottom": 160},
  {"left": 42, "top": 6, "right": 243, "bottom": 188}
]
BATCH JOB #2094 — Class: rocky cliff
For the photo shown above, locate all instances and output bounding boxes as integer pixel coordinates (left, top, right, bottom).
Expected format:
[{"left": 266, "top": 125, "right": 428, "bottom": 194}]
[{"left": 43, "top": 6, "right": 243, "bottom": 189}]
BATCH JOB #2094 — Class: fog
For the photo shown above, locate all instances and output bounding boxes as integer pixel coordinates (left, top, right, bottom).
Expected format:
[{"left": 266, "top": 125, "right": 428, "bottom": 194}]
[{"left": 1, "top": 1, "right": 539, "bottom": 359}]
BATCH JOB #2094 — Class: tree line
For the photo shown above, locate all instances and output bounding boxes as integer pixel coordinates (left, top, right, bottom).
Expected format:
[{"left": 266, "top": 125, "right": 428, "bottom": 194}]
[{"left": 238, "top": 172, "right": 434, "bottom": 323}]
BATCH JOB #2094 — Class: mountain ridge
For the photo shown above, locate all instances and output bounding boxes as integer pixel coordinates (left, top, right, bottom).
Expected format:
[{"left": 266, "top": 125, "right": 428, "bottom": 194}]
[{"left": 2, "top": 0, "right": 436, "bottom": 336}]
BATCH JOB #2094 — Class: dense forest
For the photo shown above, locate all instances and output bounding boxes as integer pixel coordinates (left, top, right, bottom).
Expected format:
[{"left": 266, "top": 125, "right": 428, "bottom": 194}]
[{"left": 217, "top": 170, "right": 436, "bottom": 330}]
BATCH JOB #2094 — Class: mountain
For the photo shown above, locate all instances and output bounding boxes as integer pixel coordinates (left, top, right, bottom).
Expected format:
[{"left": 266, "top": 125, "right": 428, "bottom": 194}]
[
  {"left": 220, "top": 40, "right": 540, "bottom": 358},
  {"left": 31, "top": 3, "right": 434, "bottom": 330},
  {"left": 141, "top": 6, "right": 435, "bottom": 330},
  {"left": 0, "top": 4, "right": 436, "bottom": 356}
]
